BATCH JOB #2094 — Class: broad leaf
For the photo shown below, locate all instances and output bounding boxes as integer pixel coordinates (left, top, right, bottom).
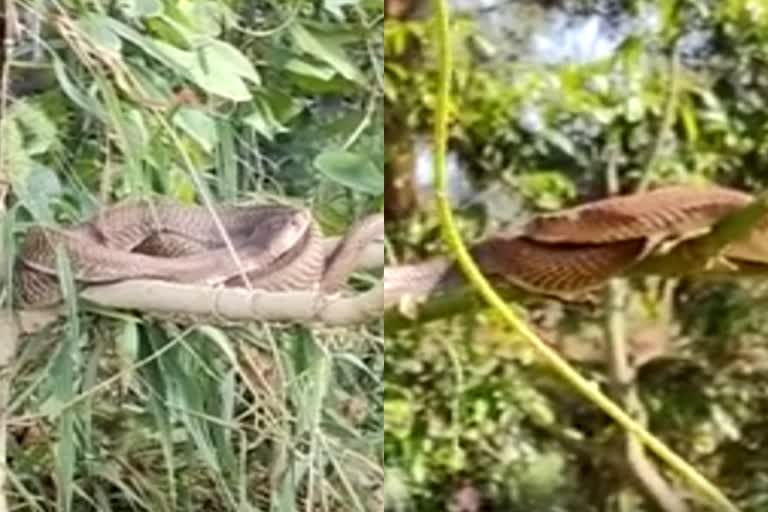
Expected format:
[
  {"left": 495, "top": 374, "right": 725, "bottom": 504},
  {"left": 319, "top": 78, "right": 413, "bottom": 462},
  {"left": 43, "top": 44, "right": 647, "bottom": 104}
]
[
  {"left": 118, "top": 0, "right": 163, "bottom": 18},
  {"left": 16, "top": 165, "right": 62, "bottom": 223},
  {"left": 290, "top": 24, "right": 365, "bottom": 84},
  {"left": 75, "top": 14, "right": 122, "bottom": 52},
  {"left": 314, "top": 150, "right": 383, "bottom": 195},
  {"left": 199, "top": 39, "right": 261, "bottom": 85},
  {"left": 173, "top": 107, "right": 218, "bottom": 153},
  {"left": 285, "top": 58, "right": 337, "bottom": 80},
  {"left": 152, "top": 40, "right": 252, "bottom": 101},
  {"left": 243, "top": 97, "right": 289, "bottom": 141},
  {"left": 52, "top": 57, "right": 106, "bottom": 119}
]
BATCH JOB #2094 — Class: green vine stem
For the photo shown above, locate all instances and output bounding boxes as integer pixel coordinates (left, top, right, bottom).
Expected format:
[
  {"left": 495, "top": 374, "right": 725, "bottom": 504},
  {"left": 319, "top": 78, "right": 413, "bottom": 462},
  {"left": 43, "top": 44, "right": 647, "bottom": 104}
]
[{"left": 428, "top": 1, "right": 740, "bottom": 510}]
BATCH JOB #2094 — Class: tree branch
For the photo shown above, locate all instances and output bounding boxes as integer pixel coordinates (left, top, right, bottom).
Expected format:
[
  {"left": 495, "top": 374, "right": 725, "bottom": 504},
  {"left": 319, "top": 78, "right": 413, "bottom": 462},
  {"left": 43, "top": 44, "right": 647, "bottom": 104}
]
[
  {"left": 80, "top": 280, "right": 383, "bottom": 326},
  {"left": 605, "top": 278, "right": 688, "bottom": 512}
]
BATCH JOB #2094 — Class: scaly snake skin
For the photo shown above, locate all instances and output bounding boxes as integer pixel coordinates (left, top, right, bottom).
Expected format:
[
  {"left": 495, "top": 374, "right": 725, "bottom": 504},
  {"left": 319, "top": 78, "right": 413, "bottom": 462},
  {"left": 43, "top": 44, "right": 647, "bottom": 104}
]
[
  {"left": 15, "top": 199, "right": 384, "bottom": 309},
  {"left": 522, "top": 185, "right": 755, "bottom": 244},
  {"left": 384, "top": 184, "right": 768, "bottom": 307}
]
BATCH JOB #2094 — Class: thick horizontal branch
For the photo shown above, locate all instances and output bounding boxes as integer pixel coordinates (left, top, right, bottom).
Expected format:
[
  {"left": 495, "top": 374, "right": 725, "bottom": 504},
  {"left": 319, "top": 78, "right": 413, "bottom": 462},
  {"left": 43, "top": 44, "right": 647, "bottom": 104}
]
[
  {"left": 79, "top": 280, "right": 383, "bottom": 326},
  {"left": 11, "top": 281, "right": 383, "bottom": 334}
]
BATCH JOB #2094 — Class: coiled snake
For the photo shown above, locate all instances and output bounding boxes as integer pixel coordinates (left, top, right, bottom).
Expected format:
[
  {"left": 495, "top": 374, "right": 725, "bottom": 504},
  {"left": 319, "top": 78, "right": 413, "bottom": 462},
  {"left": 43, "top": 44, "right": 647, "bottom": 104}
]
[
  {"left": 15, "top": 198, "right": 384, "bottom": 310},
  {"left": 384, "top": 184, "right": 768, "bottom": 308}
]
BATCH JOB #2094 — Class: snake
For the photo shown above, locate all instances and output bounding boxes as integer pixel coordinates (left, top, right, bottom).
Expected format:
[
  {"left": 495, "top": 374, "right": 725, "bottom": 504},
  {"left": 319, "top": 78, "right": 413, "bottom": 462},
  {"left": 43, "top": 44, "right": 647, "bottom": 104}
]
[
  {"left": 14, "top": 198, "right": 384, "bottom": 310},
  {"left": 384, "top": 184, "right": 768, "bottom": 308},
  {"left": 15, "top": 185, "right": 768, "bottom": 313}
]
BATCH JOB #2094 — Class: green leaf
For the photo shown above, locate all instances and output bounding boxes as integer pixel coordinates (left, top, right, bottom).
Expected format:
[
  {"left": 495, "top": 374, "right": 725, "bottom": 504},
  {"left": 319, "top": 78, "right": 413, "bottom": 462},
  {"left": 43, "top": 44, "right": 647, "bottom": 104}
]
[
  {"left": 151, "top": 13, "right": 202, "bottom": 47},
  {"left": 123, "top": 109, "right": 150, "bottom": 155},
  {"left": 152, "top": 40, "right": 252, "bottom": 101},
  {"left": 314, "top": 150, "right": 383, "bottom": 195},
  {"left": 519, "top": 452, "right": 566, "bottom": 497},
  {"left": 173, "top": 107, "right": 218, "bottom": 153},
  {"left": 125, "top": 60, "right": 175, "bottom": 105},
  {"left": 284, "top": 58, "right": 337, "bottom": 80},
  {"left": 199, "top": 39, "right": 261, "bottom": 85},
  {"left": 541, "top": 128, "right": 581, "bottom": 162},
  {"left": 16, "top": 165, "right": 62, "bottom": 222},
  {"left": 103, "top": 17, "right": 181, "bottom": 69},
  {"left": 242, "top": 97, "right": 289, "bottom": 141},
  {"left": 9, "top": 100, "right": 57, "bottom": 155},
  {"left": 0, "top": 114, "right": 30, "bottom": 179},
  {"left": 292, "top": 73, "right": 356, "bottom": 94},
  {"left": 147, "top": 38, "right": 196, "bottom": 68},
  {"left": 261, "top": 89, "right": 306, "bottom": 124},
  {"left": 177, "top": 1, "right": 238, "bottom": 37},
  {"left": 52, "top": 57, "right": 106, "bottom": 119},
  {"left": 119, "top": 0, "right": 163, "bottom": 18},
  {"left": 105, "top": 17, "right": 254, "bottom": 102},
  {"left": 290, "top": 24, "right": 365, "bottom": 84},
  {"left": 75, "top": 14, "right": 123, "bottom": 52}
]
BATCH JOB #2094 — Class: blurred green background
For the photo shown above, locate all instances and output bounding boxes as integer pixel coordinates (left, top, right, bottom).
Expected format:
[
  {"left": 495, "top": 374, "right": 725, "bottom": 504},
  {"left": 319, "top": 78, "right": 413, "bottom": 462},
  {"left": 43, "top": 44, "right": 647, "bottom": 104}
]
[{"left": 385, "top": 1, "right": 768, "bottom": 510}]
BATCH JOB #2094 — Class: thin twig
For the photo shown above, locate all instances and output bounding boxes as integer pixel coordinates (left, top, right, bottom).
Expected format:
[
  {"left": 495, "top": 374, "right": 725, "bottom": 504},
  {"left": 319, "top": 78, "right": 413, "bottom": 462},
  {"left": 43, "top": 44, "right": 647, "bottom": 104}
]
[
  {"left": 637, "top": 47, "right": 681, "bottom": 192},
  {"left": 342, "top": 90, "right": 379, "bottom": 151}
]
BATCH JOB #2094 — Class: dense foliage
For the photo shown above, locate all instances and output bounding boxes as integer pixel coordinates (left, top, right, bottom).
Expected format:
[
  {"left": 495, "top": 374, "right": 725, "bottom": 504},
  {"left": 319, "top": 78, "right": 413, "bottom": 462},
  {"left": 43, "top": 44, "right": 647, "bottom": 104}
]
[
  {"left": 2, "top": 1, "right": 383, "bottom": 511},
  {"left": 385, "top": 1, "right": 768, "bottom": 510}
]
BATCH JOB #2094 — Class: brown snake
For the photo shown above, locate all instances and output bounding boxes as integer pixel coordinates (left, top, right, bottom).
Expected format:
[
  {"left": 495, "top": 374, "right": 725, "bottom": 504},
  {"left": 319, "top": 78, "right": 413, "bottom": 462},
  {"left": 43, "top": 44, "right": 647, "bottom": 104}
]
[
  {"left": 384, "top": 184, "right": 768, "bottom": 308},
  {"left": 15, "top": 199, "right": 384, "bottom": 309},
  {"left": 16, "top": 185, "right": 767, "bottom": 313}
]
